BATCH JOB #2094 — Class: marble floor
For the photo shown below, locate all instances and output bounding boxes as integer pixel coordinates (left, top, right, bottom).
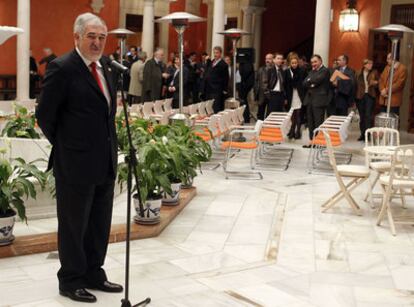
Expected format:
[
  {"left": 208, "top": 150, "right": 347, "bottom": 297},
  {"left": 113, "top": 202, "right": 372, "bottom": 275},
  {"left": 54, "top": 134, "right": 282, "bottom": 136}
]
[{"left": 2, "top": 123, "right": 414, "bottom": 306}]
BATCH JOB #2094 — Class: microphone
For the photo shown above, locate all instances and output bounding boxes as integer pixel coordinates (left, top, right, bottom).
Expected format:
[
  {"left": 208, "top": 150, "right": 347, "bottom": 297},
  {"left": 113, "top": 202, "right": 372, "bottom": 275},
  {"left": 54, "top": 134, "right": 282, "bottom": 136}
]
[{"left": 110, "top": 60, "right": 129, "bottom": 74}]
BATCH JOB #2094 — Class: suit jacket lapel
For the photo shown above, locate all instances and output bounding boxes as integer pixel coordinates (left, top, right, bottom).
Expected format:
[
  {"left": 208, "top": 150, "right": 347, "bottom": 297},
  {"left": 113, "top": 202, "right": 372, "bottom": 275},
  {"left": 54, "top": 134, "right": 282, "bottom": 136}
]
[
  {"left": 100, "top": 59, "right": 116, "bottom": 116},
  {"left": 71, "top": 50, "right": 110, "bottom": 112}
]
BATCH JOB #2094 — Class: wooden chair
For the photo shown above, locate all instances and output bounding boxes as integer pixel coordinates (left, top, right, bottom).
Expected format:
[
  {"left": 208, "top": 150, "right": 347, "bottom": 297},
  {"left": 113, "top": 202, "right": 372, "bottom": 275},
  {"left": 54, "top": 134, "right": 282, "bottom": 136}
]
[
  {"left": 377, "top": 145, "right": 414, "bottom": 236},
  {"left": 321, "top": 130, "right": 370, "bottom": 216}
]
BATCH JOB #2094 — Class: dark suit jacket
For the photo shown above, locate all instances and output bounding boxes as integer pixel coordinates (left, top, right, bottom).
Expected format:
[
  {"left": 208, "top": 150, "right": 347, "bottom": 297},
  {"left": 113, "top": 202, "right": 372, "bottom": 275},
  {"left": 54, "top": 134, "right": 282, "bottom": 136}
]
[
  {"left": 203, "top": 58, "right": 229, "bottom": 96},
  {"left": 239, "top": 62, "right": 255, "bottom": 93},
  {"left": 303, "top": 66, "right": 331, "bottom": 108},
  {"left": 284, "top": 67, "right": 306, "bottom": 109},
  {"left": 254, "top": 65, "right": 271, "bottom": 105},
  {"left": 267, "top": 65, "right": 285, "bottom": 94},
  {"left": 142, "top": 58, "right": 165, "bottom": 102},
  {"left": 167, "top": 66, "right": 190, "bottom": 104},
  {"left": 36, "top": 50, "right": 117, "bottom": 185},
  {"left": 335, "top": 67, "right": 356, "bottom": 109}
]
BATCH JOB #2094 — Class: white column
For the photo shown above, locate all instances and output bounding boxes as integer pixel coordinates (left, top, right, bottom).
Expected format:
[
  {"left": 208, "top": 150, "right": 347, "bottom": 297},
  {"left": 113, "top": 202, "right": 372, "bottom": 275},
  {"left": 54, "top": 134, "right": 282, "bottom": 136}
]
[
  {"left": 253, "top": 7, "right": 265, "bottom": 70},
  {"left": 206, "top": 0, "right": 214, "bottom": 53},
  {"left": 211, "top": 0, "right": 225, "bottom": 53},
  {"left": 241, "top": 6, "right": 254, "bottom": 47},
  {"left": 17, "top": 0, "right": 30, "bottom": 101},
  {"left": 141, "top": 0, "right": 155, "bottom": 56},
  {"left": 313, "top": 0, "right": 331, "bottom": 64}
]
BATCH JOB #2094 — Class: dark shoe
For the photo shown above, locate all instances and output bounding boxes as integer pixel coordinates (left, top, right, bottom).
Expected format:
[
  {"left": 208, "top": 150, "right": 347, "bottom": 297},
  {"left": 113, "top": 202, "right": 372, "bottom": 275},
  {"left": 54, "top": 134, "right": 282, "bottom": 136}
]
[
  {"left": 302, "top": 144, "right": 312, "bottom": 148},
  {"left": 294, "top": 132, "right": 302, "bottom": 140},
  {"left": 88, "top": 280, "right": 123, "bottom": 293},
  {"left": 59, "top": 288, "right": 97, "bottom": 303}
]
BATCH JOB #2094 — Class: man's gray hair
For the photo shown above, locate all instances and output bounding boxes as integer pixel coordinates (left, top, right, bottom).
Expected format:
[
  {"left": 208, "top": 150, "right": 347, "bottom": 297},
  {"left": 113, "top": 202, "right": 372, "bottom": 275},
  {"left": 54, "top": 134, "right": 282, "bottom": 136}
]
[
  {"left": 73, "top": 13, "right": 106, "bottom": 35},
  {"left": 138, "top": 51, "right": 147, "bottom": 60}
]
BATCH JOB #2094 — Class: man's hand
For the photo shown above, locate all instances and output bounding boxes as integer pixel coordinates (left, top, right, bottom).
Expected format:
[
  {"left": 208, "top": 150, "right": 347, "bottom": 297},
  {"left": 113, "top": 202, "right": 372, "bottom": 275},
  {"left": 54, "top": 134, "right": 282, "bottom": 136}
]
[
  {"left": 162, "top": 73, "right": 169, "bottom": 79},
  {"left": 381, "top": 88, "right": 388, "bottom": 97}
]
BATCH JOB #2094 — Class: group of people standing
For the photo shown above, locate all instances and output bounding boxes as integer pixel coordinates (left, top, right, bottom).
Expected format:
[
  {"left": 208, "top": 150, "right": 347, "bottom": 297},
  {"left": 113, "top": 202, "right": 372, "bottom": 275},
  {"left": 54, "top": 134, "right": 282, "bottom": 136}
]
[{"left": 254, "top": 51, "right": 407, "bottom": 146}]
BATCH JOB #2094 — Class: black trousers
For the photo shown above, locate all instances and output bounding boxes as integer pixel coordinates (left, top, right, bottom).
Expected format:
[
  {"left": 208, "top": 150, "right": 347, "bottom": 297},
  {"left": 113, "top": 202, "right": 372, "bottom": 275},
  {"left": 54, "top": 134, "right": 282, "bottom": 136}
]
[
  {"left": 207, "top": 91, "right": 224, "bottom": 113},
  {"left": 266, "top": 92, "right": 285, "bottom": 117},
  {"left": 335, "top": 106, "right": 348, "bottom": 116},
  {"left": 307, "top": 104, "right": 326, "bottom": 140},
  {"left": 257, "top": 97, "right": 269, "bottom": 120},
  {"left": 56, "top": 175, "right": 115, "bottom": 291},
  {"left": 288, "top": 108, "right": 302, "bottom": 137},
  {"left": 239, "top": 85, "right": 252, "bottom": 123},
  {"left": 380, "top": 105, "right": 400, "bottom": 116},
  {"left": 356, "top": 94, "right": 375, "bottom": 137}
]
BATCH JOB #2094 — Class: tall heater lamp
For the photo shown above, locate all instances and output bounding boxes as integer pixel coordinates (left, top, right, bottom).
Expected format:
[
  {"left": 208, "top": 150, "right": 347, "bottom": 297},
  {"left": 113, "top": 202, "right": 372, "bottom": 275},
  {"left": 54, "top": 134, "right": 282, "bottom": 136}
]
[
  {"left": 155, "top": 12, "right": 205, "bottom": 124},
  {"left": 373, "top": 24, "right": 414, "bottom": 129}
]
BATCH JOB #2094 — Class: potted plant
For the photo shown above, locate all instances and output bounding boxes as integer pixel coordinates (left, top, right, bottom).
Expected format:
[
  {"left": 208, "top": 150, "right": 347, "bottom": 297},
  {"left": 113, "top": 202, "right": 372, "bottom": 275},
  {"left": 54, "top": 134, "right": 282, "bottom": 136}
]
[
  {"left": 1, "top": 104, "right": 40, "bottom": 139},
  {"left": 118, "top": 138, "right": 172, "bottom": 225},
  {"left": 0, "top": 153, "right": 47, "bottom": 245}
]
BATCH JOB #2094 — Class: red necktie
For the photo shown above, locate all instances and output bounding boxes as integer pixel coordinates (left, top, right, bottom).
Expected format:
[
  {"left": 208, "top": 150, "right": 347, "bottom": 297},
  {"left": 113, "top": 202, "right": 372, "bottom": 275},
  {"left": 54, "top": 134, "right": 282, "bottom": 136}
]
[{"left": 90, "top": 62, "right": 105, "bottom": 94}]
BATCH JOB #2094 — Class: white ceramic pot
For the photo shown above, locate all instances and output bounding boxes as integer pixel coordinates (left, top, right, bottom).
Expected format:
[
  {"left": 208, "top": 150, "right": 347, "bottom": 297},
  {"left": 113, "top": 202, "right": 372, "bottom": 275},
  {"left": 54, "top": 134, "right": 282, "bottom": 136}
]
[
  {"left": 133, "top": 194, "right": 162, "bottom": 225},
  {"left": 0, "top": 211, "right": 16, "bottom": 246},
  {"left": 162, "top": 181, "right": 181, "bottom": 205}
]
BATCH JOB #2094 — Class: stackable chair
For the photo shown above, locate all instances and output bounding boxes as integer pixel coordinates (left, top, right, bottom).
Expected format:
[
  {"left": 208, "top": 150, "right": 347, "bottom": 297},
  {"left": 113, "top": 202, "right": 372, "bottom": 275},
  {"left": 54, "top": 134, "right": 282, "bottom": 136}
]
[
  {"left": 221, "top": 120, "right": 263, "bottom": 180},
  {"left": 321, "top": 130, "right": 370, "bottom": 216},
  {"left": 377, "top": 145, "right": 414, "bottom": 236},
  {"left": 256, "top": 110, "right": 294, "bottom": 170},
  {"left": 206, "top": 99, "right": 215, "bottom": 116},
  {"left": 307, "top": 112, "right": 354, "bottom": 174},
  {"left": 153, "top": 99, "right": 165, "bottom": 115},
  {"left": 142, "top": 102, "right": 155, "bottom": 119},
  {"left": 197, "top": 101, "right": 208, "bottom": 119},
  {"left": 364, "top": 127, "right": 400, "bottom": 208},
  {"left": 129, "top": 104, "right": 143, "bottom": 118},
  {"left": 163, "top": 98, "right": 175, "bottom": 115}
]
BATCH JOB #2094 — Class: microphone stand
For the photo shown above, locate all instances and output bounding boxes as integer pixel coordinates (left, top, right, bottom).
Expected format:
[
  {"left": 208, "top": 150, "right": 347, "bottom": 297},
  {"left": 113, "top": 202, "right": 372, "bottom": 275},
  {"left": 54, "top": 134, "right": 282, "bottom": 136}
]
[{"left": 118, "top": 66, "right": 151, "bottom": 307}]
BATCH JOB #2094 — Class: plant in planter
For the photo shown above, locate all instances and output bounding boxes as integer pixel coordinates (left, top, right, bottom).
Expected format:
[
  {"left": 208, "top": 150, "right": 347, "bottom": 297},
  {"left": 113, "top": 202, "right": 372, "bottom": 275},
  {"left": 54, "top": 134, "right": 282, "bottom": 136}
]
[
  {"left": 0, "top": 153, "right": 47, "bottom": 245},
  {"left": 1, "top": 104, "right": 40, "bottom": 139},
  {"left": 118, "top": 138, "right": 172, "bottom": 225}
]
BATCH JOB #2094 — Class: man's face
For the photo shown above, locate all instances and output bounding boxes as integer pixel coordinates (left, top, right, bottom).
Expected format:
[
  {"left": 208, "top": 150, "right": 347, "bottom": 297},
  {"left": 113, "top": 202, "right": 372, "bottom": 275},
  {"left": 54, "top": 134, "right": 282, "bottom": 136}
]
[
  {"left": 190, "top": 54, "right": 196, "bottom": 62},
  {"left": 311, "top": 57, "right": 322, "bottom": 70},
  {"left": 224, "top": 57, "right": 231, "bottom": 65},
  {"left": 387, "top": 53, "right": 392, "bottom": 66},
  {"left": 74, "top": 24, "right": 107, "bottom": 62},
  {"left": 130, "top": 48, "right": 137, "bottom": 56},
  {"left": 274, "top": 55, "right": 284, "bottom": 67},
  {"left": 265, "top": 54, "right": 274, "bottom": 66},
  {"left": 337, "top": 56, "right": 346, "bottom": 68},
  {"left": 156, "top": 50, "right": 165, "bottom": 62},
  {"left": 214, "top": 49, "right": 221, "bottom": 60}
]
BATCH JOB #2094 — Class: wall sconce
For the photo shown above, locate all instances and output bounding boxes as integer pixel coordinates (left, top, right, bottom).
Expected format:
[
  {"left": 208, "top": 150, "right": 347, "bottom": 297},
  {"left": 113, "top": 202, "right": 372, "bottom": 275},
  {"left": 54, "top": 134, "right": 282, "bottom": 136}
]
[{"left": 339, "top": 0, "right": 359, "bottom": 32}]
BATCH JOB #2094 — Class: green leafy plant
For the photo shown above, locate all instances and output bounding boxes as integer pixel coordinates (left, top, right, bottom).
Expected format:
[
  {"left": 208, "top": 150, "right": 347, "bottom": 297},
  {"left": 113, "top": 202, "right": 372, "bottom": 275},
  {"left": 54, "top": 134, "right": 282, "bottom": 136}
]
[
  {"left": 1, "top": 104, "right": 40, "bottom": 139},
  {"left": 0, "top": 152, "right": 47, "bottom": 222}
]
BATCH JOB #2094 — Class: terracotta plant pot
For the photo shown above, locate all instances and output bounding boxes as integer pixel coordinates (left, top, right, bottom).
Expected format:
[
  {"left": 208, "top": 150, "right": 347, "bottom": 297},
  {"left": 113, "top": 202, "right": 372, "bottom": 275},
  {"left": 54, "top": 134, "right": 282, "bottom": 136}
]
[
  {"left": 133, "top": 194, "right": 162, "bottom": 225},
  {"left": 0, "top": 209, "right": 16, "bottom": 246},
  {"left": 162, "top": 181, "right": 181, "bottom": 206}
]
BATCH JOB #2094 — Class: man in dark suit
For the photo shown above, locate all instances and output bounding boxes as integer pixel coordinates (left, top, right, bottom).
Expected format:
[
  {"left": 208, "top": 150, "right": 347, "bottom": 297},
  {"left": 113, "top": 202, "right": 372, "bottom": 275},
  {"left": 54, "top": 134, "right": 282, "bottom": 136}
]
[
  {"left": 302, "top": 54, "right": 330, "bottom": 147},
  {"left": 239, "top": 61, "right": 255, "bottom": 123},
  {"left": 254, "top": 53, "right": 273, "bottom": 120},
  {"left": 142, "top": 47, "right": 169, "bottom": 102},
  {"left": 167, "top": 56, "right": 190, "bottom": 108},
  {"left": 36, "top": 13, "right": 122, "bottom": 303},
  {"left": 39, "top": 47, "right": 57, "bottom": 69},
  {"left": 204, "top": 46, "right": 229, "bottom": 113},
  {"left": 265, "top": 52, "right": 287, "bottom": 116},
  {"left": 332, "top": 54, "right": 356, "bottom": 116}
]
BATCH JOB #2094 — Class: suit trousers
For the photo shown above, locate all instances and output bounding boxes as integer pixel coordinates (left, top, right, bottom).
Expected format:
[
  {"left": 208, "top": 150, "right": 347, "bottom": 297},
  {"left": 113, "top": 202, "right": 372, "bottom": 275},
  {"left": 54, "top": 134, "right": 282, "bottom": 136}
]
[
  {"left": 356, "top": 94, "right": 375, "bottom": 137},
  {"left": 307, "top": 103, "right": 326, "bottom": 140},
  {"left": 207, "top": 91, "right": 224, "bottom": 114},
  {"left": 267, "top": 92, "right": 285, "bottom": 117},
  {"left": 257, "top": 97, "right": 269, "bottom": 120},
  {"left": 56, "top": 173, "right": 115, "bottom": 291}
]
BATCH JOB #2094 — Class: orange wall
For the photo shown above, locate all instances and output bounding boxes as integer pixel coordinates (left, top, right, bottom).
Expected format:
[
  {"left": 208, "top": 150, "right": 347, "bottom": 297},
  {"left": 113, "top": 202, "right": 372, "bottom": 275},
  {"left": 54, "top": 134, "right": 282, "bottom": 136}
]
[
  {"left": 0, "top": 0, "right": 119, "bottom": 75},
  {"left": 329, "top": 0, "right": 381, "bottom": 70}
]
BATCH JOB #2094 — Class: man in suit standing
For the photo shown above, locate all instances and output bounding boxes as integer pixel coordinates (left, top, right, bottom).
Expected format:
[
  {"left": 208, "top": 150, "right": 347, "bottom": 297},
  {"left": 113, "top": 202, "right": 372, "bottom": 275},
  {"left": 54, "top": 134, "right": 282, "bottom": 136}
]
[
  {"left": 254, "top": 53, "right": 273, "bottom": 120},
  {"left": 142, "top": 47, "right": 169, "bottom": 102},
  {"left": 128, "top": 51, "right": 147, "bottom": 104},
  {"left": 36, "top": 13, "right": 122, "bottom": 303},
  {"left": 332, "top": 54, "right": 356, "bottom": 116},
  {"left": 167, "top": 56, "right": 190, "bottom": 108},
  {"left": 302, "top": 54, "right": 330, "bottom": 148},
  {"left": 266, "top": 52, "right": 287, "bottom": 116},
  {"left": 239, "top": 61, "right": 255, "bottom": 123},
  {"left": 204, "top": 46, "right": 229, "bottom": 113}
]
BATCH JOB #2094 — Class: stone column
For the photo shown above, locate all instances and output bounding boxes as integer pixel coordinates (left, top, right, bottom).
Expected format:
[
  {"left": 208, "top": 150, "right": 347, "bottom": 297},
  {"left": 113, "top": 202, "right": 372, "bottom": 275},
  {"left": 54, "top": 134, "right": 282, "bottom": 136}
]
[
  {"left": 141, "top": 0, "right": 155, "bottom": 56},
  {"left": 241, "top": 6, "right": 254, "bottom": 47},
  {"left": 206, "top": 0, "right": 214, "bottom": 54},
  {"left": 253, "top": 7, "right": 265, "bottom": 70},
  {"left": 16, "top": 0, "right": 30, "bottom": 101},
  {"left": 211, "top": 0, "right": 224, "bottom": 53},
  {"left": 313, "top": 0, "right": 331, "bottom": 64}
]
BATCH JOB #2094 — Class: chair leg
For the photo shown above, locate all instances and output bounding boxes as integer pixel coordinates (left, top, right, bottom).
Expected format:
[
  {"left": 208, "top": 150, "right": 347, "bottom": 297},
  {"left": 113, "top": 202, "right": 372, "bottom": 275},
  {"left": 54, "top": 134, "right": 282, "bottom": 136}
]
[
  {"left": 399, "top": 188, "right": 407, "bottom": 209},
  {"left": 386, "top": 204, "right": 397, "bottom": 236},
  {"left": 321, "top": 179, "right": 356, "bottom": 211},
  {"left": 377, "top": 184, "right": 390, "bottom": 226}
]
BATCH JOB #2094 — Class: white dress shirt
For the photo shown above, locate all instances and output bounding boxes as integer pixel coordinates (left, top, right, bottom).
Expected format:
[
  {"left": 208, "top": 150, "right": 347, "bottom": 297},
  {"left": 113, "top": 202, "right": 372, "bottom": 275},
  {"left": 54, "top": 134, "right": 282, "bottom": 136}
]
[
  {"left": 273, "top": 66, "right": 282, "bottom": 92},
  {"left": 76, "top": 47, "right": 111, "bottom": 108}
]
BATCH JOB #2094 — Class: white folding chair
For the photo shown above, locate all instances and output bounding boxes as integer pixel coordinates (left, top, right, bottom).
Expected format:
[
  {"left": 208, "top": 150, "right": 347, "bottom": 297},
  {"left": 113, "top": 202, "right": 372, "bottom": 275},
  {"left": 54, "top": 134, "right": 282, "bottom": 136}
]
[
  {"left": 206, "top": 99, "right": 214, "bottom": 115},
  {"left": 321, "top": 130, "right": 370, "bottom": 216},
  {"left": 364, "top": 127, "right": 400, "bottom": 208},
  {"left": 154, "top": 99, "right": 165, "bottom": 115},
  {"left": 377, "top": 145, "right": 414, "bottom": 236}
]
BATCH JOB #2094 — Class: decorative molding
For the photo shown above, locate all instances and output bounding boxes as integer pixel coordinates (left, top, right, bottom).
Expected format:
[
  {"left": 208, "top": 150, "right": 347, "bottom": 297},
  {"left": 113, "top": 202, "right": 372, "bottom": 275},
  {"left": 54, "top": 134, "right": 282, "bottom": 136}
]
[{"left": 90, "top": 0, "right": 105, "bottom": 14}]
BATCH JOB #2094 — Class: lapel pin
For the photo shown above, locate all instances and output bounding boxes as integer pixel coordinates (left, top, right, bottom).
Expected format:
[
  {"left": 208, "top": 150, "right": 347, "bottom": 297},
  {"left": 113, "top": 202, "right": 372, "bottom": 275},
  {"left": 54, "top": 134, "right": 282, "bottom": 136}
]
[{"left": 108, "top": 67, "right": 112, "bottom": 72}]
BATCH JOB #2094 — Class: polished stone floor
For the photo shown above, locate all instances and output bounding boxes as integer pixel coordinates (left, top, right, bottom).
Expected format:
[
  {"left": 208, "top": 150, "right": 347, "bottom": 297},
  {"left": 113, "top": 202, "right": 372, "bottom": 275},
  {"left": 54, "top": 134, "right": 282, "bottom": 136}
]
[{"left": 2, "top": 123, "right": 414, "bottom": 306}]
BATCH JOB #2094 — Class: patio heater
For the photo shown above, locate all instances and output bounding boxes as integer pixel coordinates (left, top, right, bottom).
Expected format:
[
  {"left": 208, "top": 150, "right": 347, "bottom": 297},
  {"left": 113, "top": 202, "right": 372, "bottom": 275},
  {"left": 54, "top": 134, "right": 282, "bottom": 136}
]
[
  {"left": 217, "top": 28, "right": 251, "bottom": 109},
  {"left": 0, "top": 26, "right": 23, "bottom": 44},
  {"left": 108, "top": 28, "right": 135, "bottom": 70},
  {"left": 155, "top": 12, "right": 205, "bottom": 124},
  {"left": 373, "top": 24, "right": 414, "bottom": 129}
]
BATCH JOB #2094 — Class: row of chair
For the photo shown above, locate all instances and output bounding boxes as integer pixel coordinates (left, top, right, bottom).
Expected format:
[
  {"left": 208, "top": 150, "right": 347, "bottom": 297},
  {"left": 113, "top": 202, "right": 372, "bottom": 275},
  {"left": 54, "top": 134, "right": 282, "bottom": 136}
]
[{"left": 307, "top": 112, "right": 355, "bottom": 173}]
